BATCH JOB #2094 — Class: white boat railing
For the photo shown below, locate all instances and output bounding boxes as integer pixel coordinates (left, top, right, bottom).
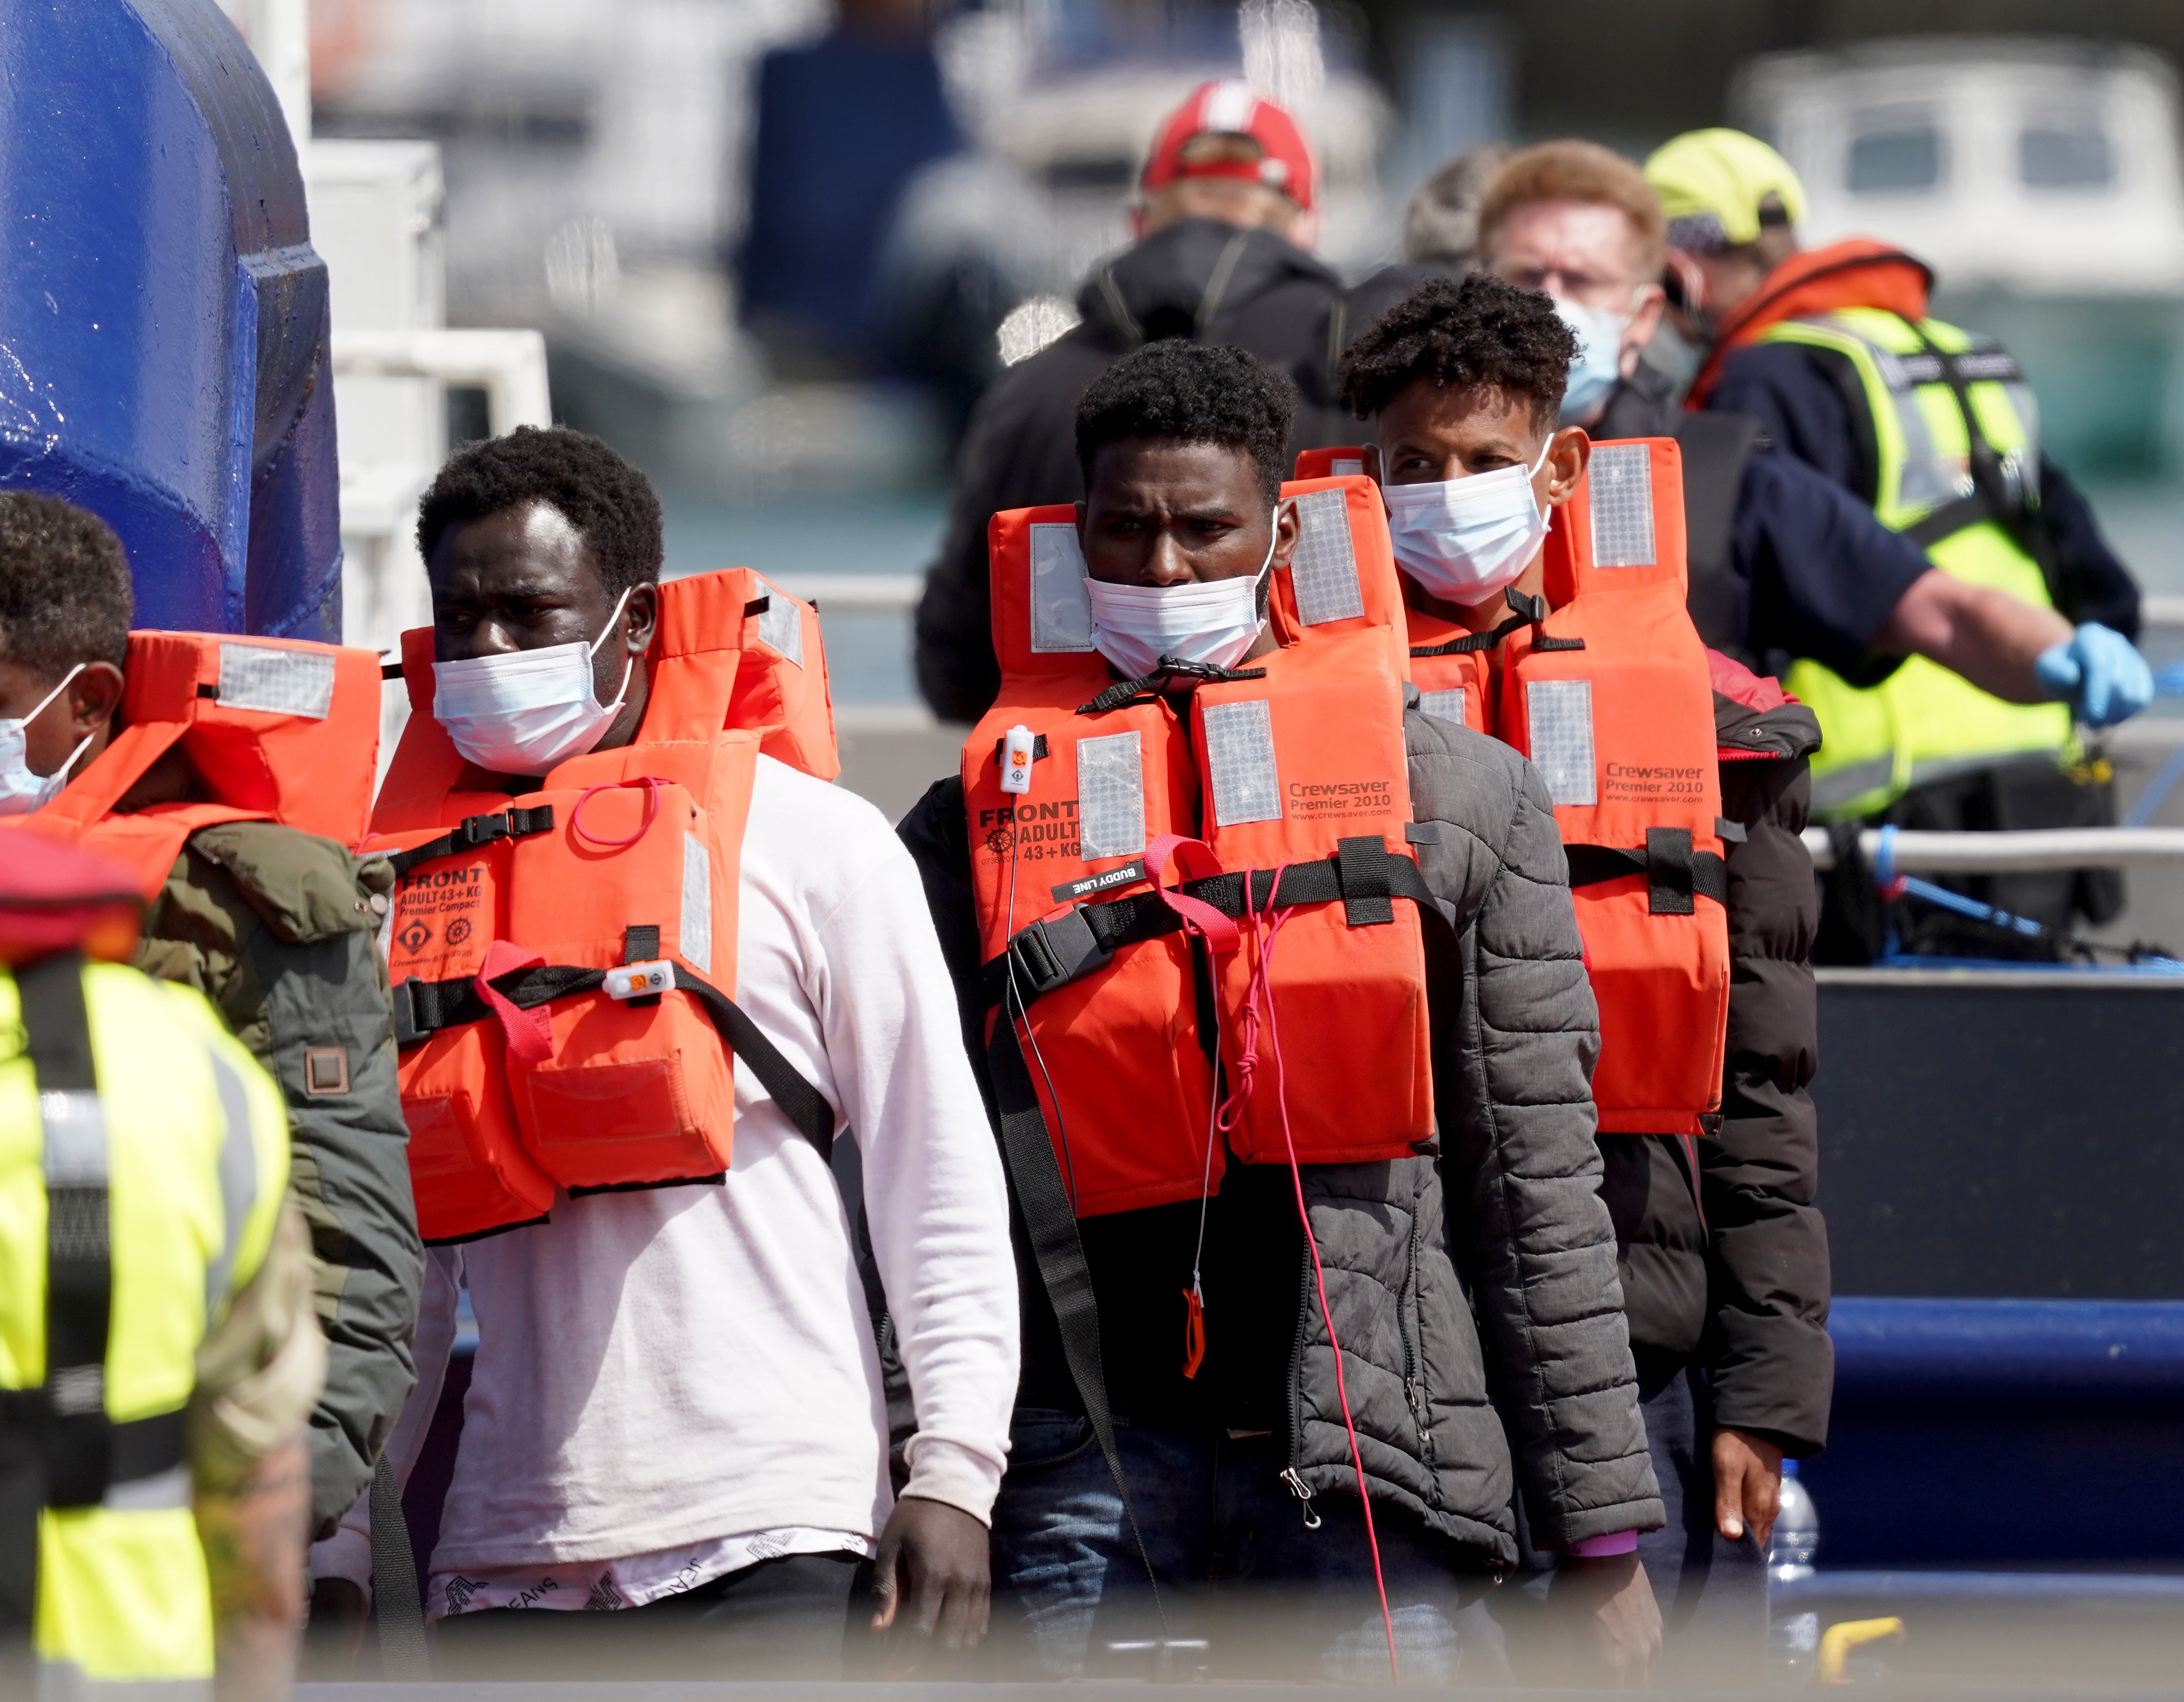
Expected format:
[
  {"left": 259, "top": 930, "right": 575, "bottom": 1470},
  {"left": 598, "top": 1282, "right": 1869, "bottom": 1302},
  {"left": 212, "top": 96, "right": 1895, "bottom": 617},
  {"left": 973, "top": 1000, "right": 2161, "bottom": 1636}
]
[{"left": 1803, "top": 826, "right": 2184, "bottom": 873}]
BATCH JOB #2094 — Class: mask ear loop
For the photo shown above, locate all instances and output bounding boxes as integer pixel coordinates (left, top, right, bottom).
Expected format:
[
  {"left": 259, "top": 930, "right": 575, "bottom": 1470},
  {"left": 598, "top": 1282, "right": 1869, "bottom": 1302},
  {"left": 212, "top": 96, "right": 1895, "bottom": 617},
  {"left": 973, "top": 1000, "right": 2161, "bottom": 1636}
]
[
  {"left": 16, "top": 664, "right": 91, "bottom": 802},
  {"left": 587, "top": 586, "right": 637, "bottom": 715}
]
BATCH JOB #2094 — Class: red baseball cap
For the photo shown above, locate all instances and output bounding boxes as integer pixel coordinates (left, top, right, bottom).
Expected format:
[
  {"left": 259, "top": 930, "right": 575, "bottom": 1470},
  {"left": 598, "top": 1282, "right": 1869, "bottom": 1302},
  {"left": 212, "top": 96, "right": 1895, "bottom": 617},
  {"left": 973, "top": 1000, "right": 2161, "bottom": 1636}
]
[{"left": 1141, "top": 80, "right": 1316, "bottom": 213}]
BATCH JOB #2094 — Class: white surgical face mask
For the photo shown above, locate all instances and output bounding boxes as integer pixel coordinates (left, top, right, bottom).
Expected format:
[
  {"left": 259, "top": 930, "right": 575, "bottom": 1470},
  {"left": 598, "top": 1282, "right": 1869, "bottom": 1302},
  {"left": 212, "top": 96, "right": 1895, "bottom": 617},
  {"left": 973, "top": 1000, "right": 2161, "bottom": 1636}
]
[
  {"left": 1383, "top": 439, "right": 1554, "bottom": 605},
  {"left": 1084, "top": 517, "right": 1277, "bottom": 681},
  {"left": 432, "top": 588, "right": 635, "bottom": 775},
  {"left": 0, "top": 664, "right": 91, "bottom": 817},
  {"left": 1555, "top": 295, "right": 1630, "bottom": 426}
]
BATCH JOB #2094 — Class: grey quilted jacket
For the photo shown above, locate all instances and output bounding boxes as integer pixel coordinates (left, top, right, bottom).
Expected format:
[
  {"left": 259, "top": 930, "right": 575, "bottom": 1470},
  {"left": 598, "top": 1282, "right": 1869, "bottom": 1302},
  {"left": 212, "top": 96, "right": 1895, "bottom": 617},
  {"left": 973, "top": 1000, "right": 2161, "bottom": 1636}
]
[
  {"left": 1279, "top": 700, "right": 1660, "bottom": 1559},
  {"left": 896, "top": 693, "right": 1661, "bottom": 1565}
]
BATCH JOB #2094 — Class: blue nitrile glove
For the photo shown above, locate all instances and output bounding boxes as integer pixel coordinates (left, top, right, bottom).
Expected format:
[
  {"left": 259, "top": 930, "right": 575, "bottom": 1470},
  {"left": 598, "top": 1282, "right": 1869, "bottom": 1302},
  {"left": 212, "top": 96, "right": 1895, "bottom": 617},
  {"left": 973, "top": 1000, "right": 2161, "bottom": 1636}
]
[{"left": 2033, "top": 622, "right": 2154, "bottom": 727}]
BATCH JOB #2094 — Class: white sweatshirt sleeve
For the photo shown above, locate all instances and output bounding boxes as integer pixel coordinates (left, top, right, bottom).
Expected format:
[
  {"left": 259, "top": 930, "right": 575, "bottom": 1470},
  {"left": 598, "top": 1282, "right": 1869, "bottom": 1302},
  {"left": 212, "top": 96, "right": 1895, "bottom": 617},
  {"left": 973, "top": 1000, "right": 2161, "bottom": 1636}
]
[
  {"left": 308, "top": 1246, "right": 463, "bottom": 1595},
  {"left": 807, "top": 817, "right": 1018, "bottom": 1523}
]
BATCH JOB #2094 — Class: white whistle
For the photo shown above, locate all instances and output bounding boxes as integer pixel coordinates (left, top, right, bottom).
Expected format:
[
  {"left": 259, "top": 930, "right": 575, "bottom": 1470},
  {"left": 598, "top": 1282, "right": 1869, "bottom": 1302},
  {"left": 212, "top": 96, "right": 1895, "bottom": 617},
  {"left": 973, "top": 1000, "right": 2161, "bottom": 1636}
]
[
  {"left": 604, "top": 961, "right": 674, "bottom": 1000},
  {"left": 1001, "top": 724, "right": 1036, "bottom": 795}
]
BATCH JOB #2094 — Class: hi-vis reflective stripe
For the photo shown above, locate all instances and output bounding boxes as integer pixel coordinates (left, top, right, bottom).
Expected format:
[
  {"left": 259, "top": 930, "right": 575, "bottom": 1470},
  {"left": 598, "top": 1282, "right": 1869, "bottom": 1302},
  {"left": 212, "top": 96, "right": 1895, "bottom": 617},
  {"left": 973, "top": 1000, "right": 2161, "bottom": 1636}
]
[
  {"left": 750, "top": 576, "right": 804, "bottom": 667},
  {"left": 204, "top": 1047, "right": 258, "bottom": 1323},
  {"left": 1417, "top": 690, "right": 1468, "bottom": 728},
  {"left": 1288, "top": 488, "right": 1366, "bottom": 625},
  {"left": 37, "top": 1659, "right": 212, "bottom": 1699},
  {"left": 1527, "top": 679, "right": 1597, "bottom": 807},
  {"left": 681, "top": 832, "right": 714, "bottom": 974},
  {"left": 1201, "top": 699, "right": 1281, "bottom": 827},
  {"left": 1587, "top": 444, "right": 1657, "bottom": 568},
  {"left": 1075, "top": 731, "right": 1145, "bottom": 858},
  {"left": 1030, "top": 524, "right": 1095, "bottom": 653},
  {"left": 216, "top": 641, "right": 337, "bottom": 718}
]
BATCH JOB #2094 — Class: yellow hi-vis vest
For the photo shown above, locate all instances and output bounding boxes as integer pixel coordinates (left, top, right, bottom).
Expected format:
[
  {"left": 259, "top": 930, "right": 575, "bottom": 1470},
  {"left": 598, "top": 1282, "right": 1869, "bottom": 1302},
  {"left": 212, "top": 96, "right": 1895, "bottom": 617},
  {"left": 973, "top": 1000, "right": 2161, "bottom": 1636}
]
[
  {"left": 1759, "top": 307, "right": 2075, "bottom": 818},
  {"left": 1, "top": 956, "right": 289, "bottom": 1694}
]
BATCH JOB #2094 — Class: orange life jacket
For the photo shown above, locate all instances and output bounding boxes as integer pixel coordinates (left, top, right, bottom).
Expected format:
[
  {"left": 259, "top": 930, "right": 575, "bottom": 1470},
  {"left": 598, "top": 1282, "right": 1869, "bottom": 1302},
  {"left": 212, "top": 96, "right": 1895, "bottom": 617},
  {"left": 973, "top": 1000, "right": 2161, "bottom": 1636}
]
[
  {"left": 362, "top": 569, "right": 839, "bottom": 1244},
  {"left": 1295, "top": 442, "right": 1731, "bottom": 1135},
  {"left": 961, "top": 477, "right": 1436, "bottom": 1219},
  {"left": 9, "top": 632, "right": 381, "bottom": 898},
  {"left": 1685, "top": 237, "right": 1933, "bottom": 406}
]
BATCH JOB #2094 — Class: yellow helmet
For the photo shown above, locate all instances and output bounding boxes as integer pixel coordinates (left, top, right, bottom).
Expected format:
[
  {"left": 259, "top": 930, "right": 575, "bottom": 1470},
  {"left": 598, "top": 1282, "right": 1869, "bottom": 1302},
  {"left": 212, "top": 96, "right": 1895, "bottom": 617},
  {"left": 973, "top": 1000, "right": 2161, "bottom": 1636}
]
[{"left": 1643, "top": 128, "right": 1806, "bottom": 249}]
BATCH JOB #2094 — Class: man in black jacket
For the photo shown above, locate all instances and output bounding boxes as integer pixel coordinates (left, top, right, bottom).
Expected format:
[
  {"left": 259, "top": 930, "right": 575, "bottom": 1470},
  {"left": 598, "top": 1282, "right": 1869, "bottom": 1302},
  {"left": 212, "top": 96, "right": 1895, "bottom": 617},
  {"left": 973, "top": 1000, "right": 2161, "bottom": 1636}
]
[
  {"left": 1337, "top": 274, "right": 1828, "bottom": 1680},
  {"left": 900, "top": 339, "right": 1662, "bottom": 1684},
  {"left": 913, "top": 80, "right": 1347, "bottom": 725}
]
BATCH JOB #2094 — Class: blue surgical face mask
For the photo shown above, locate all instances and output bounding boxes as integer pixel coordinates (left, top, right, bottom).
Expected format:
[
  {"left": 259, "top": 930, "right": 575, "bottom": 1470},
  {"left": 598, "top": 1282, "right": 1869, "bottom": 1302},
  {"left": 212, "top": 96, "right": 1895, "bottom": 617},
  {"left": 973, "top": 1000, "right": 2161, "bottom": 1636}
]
[
  {"left": 1554, "top": 295, "right": 1631, "bottom": 426},
  {"left": 0, "top": 664, "right": 91, "bottom": 817},
  {"left": 1084, "top": 516, "right": 1278, "bottom": 680},
  {"left": 1382, "top": 439, "right": 1554, "bottom": 606},
  {"left": 432, "top": 588, "right": 635, "bottom": 775}
]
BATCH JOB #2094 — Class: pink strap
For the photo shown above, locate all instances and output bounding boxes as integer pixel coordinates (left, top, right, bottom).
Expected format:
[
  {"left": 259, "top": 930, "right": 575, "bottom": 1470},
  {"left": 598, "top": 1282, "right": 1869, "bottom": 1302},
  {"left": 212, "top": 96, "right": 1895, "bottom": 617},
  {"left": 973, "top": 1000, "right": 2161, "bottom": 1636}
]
[
  {"left": 1567, "top": 1531, "right": 1639, "bottom": 1558},
  {"left": 570, "top": 776, "right": 661, "bottom": 849},
  {"left": 1145, "top": 833, "right": 1238, "bottom": 953},
  {"left": 475, "top": 939, "right": 553, "bottom": 1063}
]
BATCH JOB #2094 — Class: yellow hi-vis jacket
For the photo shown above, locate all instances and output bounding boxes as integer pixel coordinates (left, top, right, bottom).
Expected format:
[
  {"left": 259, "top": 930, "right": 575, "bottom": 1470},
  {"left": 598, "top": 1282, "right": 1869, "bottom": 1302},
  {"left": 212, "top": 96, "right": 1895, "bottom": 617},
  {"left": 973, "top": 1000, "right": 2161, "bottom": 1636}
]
[
  {"left": 1760, "top": 307, "right": 2074, "bottom": 818},
  {"left": 1, "top": 955, "right": 290, "bottom": 1694}
]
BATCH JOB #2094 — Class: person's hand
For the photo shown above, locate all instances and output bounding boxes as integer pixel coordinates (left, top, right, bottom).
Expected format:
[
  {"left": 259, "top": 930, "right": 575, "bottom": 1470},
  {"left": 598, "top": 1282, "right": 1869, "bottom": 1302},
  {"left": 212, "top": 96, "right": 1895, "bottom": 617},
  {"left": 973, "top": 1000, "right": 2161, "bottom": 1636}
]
[
  {"left": 868, "top": 1494, "right": 991, "bottom": 1671},
  {"left": 1550, "top": 1549, "right": 1661, "bottom": 1684},
  {"left": 1712, "top": 1427, "right": 1784, "bottom": 1550},
  {"left": 2034, "top": 622, "right": 2153, "bottom": 727}
]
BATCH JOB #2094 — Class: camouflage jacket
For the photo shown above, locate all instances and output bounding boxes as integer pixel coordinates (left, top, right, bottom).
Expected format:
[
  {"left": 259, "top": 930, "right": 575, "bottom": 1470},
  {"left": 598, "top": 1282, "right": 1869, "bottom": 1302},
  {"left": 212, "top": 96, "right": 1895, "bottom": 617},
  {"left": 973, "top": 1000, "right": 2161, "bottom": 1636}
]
[{"left": 138, "top": 821, "right": 422, "bottom": 1537}]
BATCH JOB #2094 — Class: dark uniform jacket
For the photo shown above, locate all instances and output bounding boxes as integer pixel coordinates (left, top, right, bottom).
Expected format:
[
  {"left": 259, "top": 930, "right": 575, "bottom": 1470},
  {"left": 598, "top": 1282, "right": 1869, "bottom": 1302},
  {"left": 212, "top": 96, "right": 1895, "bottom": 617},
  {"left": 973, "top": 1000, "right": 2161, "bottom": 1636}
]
[
  {"left": 138, "top": 821, "right": 422, "bottom": 1535},
  {"left": 900, "top": 698, "right": 1663, "bottom": 1562},
  {"left": 1597, "top": 663, "right": 1833, "bottom": 1455},
  {"left": 913, "top": 218, "right": 1345, "bottom": 725}
]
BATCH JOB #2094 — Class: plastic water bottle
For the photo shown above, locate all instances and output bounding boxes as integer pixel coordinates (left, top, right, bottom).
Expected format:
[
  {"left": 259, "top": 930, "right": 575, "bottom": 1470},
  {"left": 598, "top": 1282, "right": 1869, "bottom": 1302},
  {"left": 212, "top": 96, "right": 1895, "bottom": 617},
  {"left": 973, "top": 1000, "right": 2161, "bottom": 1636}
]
[{"left": 1767, "top": 1460, "right": 1820, "bottom": 1682}]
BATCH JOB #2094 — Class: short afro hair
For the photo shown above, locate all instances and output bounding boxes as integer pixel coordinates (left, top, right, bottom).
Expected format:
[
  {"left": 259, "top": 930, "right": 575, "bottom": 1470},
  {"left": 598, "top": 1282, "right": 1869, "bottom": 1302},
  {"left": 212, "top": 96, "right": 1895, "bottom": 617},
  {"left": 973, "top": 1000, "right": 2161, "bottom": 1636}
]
[
  {"left": 1337, "top": 273, "right": 1576, "bottom": 430},
  {"left": 0, "top": 491, "right": 133, "bottom": 676},
  {"left": 417, "top": 426, "right": 664, "bottom": 598},
  {"left": 1075, "top": 340, "right": 1296, "bottom": 505}
]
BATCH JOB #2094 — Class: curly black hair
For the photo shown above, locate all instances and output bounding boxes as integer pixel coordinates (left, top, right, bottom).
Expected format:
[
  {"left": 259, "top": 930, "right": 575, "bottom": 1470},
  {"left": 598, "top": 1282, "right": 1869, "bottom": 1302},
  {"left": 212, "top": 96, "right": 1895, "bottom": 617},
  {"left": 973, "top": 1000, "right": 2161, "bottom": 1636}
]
[
  {"left": 1337, "top": 273, "right": 1576, "bottom": 428},
  {"left": 417, "top": 426, "right": 664, "bottom": 597},
  {"left": 1075, "top": 340, "right": 1297, "bottom": 503},
  {"left": 0, "top": 491, "right": 133, "bottom": 674}
]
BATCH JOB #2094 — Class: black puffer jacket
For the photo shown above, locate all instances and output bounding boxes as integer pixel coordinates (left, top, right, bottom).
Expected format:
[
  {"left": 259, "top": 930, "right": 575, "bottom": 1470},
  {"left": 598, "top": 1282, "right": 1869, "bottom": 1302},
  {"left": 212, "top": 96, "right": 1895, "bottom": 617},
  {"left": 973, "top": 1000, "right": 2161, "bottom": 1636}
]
[
  {"left": 899, "top": 697, "right": 1662, "bottom": 1561},
  {"left": 913, "top": 219, "right": 1345, "bottom": 724},
  {"left": 1597, "top": 664, "right": 1833, "bottom": 1454}
]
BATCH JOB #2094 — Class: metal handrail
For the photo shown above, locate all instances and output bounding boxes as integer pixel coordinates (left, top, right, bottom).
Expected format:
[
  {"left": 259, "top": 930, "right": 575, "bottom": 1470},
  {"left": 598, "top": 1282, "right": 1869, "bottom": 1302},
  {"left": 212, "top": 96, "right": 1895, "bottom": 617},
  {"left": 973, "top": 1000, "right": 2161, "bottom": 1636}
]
[
  {"left": 761, "top": 573, "right": 922, "bottom": 612},
  {"left": 1803, "top": 826, "right": 2184, "bottom": 872}
]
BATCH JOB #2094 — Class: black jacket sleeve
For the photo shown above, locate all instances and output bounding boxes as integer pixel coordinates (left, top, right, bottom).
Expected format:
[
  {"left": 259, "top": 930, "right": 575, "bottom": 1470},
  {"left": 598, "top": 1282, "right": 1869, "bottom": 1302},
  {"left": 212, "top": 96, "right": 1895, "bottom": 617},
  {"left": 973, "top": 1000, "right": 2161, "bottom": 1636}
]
[
  {"left": 1707, "top": 342, "right": 1874, "bottom": 496},
  {"left": 1703, "top": 706, "right": 1833, "bottom": 1456},
  {"left": 2038, "top": 454, "right": 2142, "bottom": 639}
]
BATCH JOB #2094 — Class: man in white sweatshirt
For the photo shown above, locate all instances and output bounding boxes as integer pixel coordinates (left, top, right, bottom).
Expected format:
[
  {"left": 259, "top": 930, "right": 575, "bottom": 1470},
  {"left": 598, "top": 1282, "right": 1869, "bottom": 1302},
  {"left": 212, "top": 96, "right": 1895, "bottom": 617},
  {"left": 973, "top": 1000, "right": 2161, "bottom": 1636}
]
[{"left": 318, "top": 427, "right": 1019, "bottom": 1677}]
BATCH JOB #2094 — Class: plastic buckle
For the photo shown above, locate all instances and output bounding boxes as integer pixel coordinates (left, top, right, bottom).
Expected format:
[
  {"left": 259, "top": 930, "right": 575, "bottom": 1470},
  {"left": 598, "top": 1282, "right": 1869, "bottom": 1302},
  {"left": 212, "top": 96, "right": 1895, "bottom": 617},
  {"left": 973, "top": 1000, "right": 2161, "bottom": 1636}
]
[
  {"left": 1005, "top": 908, "right": 1111, "bottom": 1000},
  {"left": 456, "top": 811, "right": 513, "bottom": 850},
  {"left": 603, "top": 960, "right": 674, "bottom": 1001},
  {"left": 391, "top": 978, "right": 423, "bottom": 1048}
]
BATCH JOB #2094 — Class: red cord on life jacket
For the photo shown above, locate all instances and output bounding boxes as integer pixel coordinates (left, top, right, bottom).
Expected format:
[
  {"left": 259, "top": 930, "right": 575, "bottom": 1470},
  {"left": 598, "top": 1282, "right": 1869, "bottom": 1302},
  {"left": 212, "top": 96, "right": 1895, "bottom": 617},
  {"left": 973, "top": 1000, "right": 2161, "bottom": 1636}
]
[{"left": 1237, "top": 863, "right": 1400, "bottom": 1686}]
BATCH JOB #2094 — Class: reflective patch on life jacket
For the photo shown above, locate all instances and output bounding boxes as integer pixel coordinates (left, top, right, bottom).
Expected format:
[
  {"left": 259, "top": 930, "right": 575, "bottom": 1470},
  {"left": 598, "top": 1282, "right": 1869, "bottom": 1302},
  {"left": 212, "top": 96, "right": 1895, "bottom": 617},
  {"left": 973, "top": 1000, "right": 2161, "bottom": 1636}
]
[
  {"left": 1526, "top": 679, "right": 1598, "bottom": 807},
  {"left": 1417, "top": 689, "right": 1468, "bottom": 728},
  {"left": 681, "top": 831, "right": 713, "bottom": 974},
  {"left": 1075, "top": 730, "right": 1146, "bottom": 859},
  {"left": 217, "top": 641, "right": 337, "bottom": 718},
  {"left": 1030, "top": 523, "right": 1095, "bottom": 653},
  {"left": 1289, "top": 488, "right": 1365, "bottom": 626},
  {"left": 752, "top": 577, "right": 804, "bottom": 667},
  {"left": 1587, "top": 443, "right": 1657, "bottom": 569},
  {"left": 1202, "top": 698, "right": 1282, "bottom": 827}
]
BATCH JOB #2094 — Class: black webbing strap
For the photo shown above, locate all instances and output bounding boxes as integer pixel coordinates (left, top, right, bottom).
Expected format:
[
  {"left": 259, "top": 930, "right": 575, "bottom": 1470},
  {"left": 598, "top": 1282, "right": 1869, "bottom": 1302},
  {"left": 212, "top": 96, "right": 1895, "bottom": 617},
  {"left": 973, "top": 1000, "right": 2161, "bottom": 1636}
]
[
  {"left": 370, "top": 1454, "right": 431, "bottom": 1677},
  {"left": 403, "top": 959, "right": 839, "bottom": 1162},
  {"left": 383, "top": 806, "right": 557, "bottom": 879},
  {"left": 1411, "top": 586, "right": 1585, "bottom": 659},
  {"left": 1565, "top": 828, "right": 1728, "bottom": 915},
  {"left": 1078, "top": 657, "right": 1268, "bottom": 717},
  {"left": 979, "top": 848, "right": 1437, "bottom": 1012},
  {"left": 985, "top": 1010, "right": 1164, "bottom": 1617}
]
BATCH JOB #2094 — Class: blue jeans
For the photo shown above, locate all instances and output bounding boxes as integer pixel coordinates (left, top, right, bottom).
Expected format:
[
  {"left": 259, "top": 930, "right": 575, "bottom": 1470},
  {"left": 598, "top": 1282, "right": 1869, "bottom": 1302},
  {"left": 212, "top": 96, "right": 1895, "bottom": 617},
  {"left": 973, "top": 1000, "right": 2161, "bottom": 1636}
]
[{"left": 988, "top": 1413, "right": 1493, "bottom": 1683}]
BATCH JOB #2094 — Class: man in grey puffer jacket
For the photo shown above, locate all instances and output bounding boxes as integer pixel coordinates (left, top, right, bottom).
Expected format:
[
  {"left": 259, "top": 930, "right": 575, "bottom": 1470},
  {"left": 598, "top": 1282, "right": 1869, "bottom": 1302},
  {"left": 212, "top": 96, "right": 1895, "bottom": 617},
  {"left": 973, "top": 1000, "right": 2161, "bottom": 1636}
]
[{"left": 897, "top": 339, "right": 1661, "bottom": 1684}]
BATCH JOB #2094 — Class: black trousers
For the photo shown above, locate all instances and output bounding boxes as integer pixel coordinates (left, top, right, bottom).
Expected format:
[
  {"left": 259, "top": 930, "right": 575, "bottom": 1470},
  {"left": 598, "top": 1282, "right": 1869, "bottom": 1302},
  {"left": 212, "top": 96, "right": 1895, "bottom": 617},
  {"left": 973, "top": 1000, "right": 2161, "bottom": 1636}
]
[{"left": 431, "top": 1551, "right": 873, "bottom": 1681}]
